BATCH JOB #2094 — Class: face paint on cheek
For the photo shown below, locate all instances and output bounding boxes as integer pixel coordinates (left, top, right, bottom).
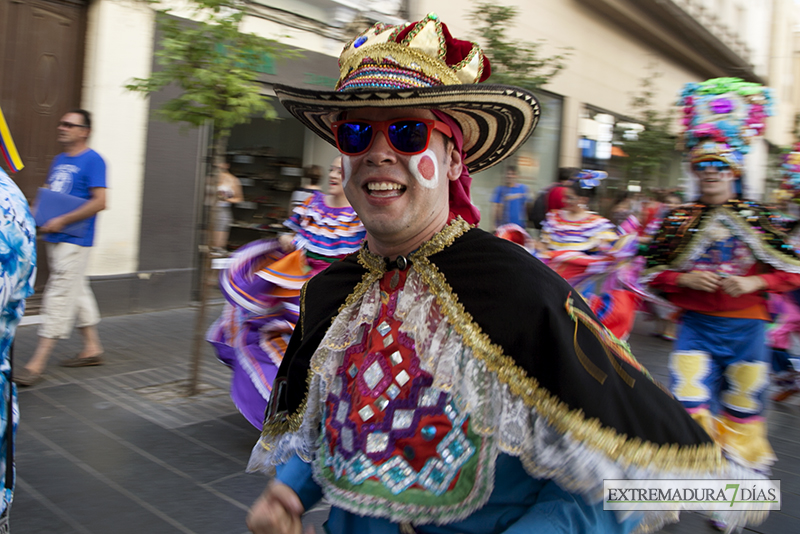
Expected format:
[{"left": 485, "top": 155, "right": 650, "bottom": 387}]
[
  {"left": 341, "top": 155, "right": 352, "bottom": 188},
  {"left": 408, "top": 150, "right": 439, "bottom": 189}
]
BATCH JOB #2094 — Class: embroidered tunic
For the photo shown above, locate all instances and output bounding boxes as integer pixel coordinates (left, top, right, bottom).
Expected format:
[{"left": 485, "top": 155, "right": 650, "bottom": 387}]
[{"left": 641, "top": 200, "right": 800, "bottom": 319}]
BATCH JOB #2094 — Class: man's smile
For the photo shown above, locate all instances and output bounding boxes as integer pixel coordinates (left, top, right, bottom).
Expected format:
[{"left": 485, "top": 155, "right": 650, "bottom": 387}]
[{"left": 365, "top": 181, "right": 406, "bottom": 198}]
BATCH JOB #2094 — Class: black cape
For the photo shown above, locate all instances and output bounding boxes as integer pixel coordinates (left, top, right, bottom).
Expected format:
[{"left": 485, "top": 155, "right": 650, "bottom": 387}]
[{"left": 266, "top": 224, "right": 711, "bottom": 449}]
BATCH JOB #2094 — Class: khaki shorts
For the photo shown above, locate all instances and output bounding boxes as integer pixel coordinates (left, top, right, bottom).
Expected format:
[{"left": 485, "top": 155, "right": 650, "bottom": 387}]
[{"left": 38, "top": 242, "right": 100, "bottom": 340}]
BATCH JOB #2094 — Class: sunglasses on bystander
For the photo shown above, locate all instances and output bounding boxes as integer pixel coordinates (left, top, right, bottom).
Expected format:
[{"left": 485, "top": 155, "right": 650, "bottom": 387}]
[{"left": 692, "top": 160, "right": 730, "bottom": 173}]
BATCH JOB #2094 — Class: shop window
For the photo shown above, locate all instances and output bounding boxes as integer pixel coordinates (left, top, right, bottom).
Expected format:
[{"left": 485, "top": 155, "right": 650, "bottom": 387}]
[
  {"left": 221, "top": 101, "right": 307, "bottom": 252},
  {"left": 471, "top": 90, "right": 563, "bottom": 231}
]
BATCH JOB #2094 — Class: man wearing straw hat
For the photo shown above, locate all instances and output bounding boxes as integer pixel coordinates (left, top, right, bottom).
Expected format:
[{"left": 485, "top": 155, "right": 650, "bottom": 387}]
[{"left": 245, "top": 15, "right": 766, "bottom": 534}]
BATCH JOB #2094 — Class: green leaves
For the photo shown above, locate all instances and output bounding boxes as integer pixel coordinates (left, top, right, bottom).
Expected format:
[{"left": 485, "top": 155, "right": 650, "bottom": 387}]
[
  {"left": 469, "top": 3, "right": 571, "bottom": 91},
  {"left": 125, "top": 1, "right": 296, "bottom": 140},
  {"left": 619, "top": 69, "right": 676, "bottom": 185}
]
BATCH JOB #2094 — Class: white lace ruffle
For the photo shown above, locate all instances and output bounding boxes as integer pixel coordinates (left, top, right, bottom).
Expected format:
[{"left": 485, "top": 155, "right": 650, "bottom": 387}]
[
  {"left": 248, "top": 269, "right": 769, "bottom": 532},
  {"left": 247, "top": 282, "right": 382, "bottom": 473}
]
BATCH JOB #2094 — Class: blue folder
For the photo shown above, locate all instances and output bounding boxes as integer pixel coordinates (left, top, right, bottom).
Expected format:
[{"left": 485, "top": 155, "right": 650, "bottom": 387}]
[{"left": 33, "top": 188, "right": 90, "bottom": 238}]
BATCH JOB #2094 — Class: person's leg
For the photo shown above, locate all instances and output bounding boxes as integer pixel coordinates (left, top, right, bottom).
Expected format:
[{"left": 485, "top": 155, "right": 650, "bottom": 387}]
[
  {"left": 212, "top": 230, "right": 228, "bottom": 251},
  {"left": 211, "top": 204, "right": 232, "bottom": 253},
  {"left": 76, "top": 325, "right": 103, "bottom": 359},
  {"left": 669, "top": 313, "right": 720, "bottom": 438},
  {"left": 23, "top": 337, "right": 58, "bottom": 376},
  {"left": 766, "top": 299, "right": 800, "bottom": 400},
  {"left": 717, "top": 319, "right": 775, "bottom": 471},
  {"left": 24, "top": 243, "right": 83, "bottom": 374},
  {"left": 72, "top": 247, "right": 103, "bottom": 360}
]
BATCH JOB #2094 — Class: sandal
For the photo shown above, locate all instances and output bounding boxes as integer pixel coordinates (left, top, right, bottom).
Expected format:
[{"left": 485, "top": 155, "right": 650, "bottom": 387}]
[
  {"left": 60, "top": 354, "right": 104, "bottom": 367},
  {"left": 13, "top": 368, "right": 43, "bottom": 387}
]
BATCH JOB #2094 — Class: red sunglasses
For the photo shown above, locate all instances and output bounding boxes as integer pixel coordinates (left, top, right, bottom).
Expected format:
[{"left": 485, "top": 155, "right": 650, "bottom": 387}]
[{"left": 331, "top": 118, "right": 452, "bottom": 156}]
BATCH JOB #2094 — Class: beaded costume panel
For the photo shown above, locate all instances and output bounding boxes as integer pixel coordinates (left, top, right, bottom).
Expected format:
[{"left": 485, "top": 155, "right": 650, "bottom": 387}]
[{"left": 642, "top": 199, "right": 800, "bottom": 280}]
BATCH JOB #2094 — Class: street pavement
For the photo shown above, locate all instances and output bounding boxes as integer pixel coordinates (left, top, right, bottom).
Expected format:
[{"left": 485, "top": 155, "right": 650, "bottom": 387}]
[{"left": 8, "top": 305, "right": 800, "bottom": 533}]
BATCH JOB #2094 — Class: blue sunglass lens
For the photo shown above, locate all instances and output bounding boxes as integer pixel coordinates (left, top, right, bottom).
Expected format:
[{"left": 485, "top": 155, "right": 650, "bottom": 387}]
[
  {"left": 337, "top": 122, "right": 373, "bottom": 154},
  {"left": 387, "top": 121, "right": 428, "bottom": 153},
  {"left": 693, "top": 160, "right": 730, "bottom": 172}
]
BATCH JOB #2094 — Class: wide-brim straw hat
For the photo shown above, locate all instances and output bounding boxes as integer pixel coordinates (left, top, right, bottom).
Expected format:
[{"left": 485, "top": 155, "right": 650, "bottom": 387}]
[{"left": 274, "top": 13, "right": 540, "bottom": 174}]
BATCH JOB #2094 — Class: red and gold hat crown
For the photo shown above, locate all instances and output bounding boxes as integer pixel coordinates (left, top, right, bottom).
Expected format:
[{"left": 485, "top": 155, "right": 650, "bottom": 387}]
[{"left": 336, "top": 13, "right": 491, "bottom": 91}]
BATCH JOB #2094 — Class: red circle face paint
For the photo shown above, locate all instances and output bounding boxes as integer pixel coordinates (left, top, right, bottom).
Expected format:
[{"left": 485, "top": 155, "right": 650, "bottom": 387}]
[
  {"left": 409, "top": 150, "right": 439, "bottom": 189},
  {"left": 418, "top": 156, "right": 435, "bottom": 181}
]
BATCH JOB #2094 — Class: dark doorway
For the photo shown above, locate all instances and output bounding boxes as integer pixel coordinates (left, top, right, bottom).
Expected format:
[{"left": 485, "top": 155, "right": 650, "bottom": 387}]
[{"left": 0, "top": 0, "right": 87, "bottom": 311}]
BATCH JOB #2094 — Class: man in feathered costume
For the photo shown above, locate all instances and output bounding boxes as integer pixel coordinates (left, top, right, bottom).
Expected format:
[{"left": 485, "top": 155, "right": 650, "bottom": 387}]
[
  {"left": 642, "top": 78, "right": 800, "bottom": 483},
  {"left": 245, "top": 23, "right": 770, "bottom": 534}
]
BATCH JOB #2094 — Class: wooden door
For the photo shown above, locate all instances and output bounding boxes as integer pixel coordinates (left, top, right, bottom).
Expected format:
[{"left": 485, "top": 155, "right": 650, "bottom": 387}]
[{"left": 0, "top": 0, "right": 87, "bottom": 310}]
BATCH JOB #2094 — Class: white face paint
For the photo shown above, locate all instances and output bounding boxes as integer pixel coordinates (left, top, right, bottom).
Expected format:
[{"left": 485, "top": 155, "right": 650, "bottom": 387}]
[
  {"left": 408, "top": 149, "right": 439, "bottom": 189},
  {"left": 341, "top": 155, "right": 352, "bottom": 188}
]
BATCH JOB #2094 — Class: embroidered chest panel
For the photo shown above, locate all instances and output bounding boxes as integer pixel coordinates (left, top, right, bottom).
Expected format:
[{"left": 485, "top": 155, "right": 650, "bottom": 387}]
[
  {"left": 317, "top": 269, "right": 492, "bottom": 517},
  {"left": 687, "top": 220, "right": 755, "bottom": 276}
]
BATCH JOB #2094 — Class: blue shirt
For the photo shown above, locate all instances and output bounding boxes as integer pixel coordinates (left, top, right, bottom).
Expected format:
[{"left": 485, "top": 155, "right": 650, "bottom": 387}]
[
  {"left": 491, "top": 184, "right": 529, "bottom": 227},
  {"left": 0, "top": 169, "right": 37, "bottom": 516},
  {"left": 44, "top": 148, "right": 106, "bottom": 247},
  {"left": 276, "top": 453, "right": 640, "bottom": 534}
]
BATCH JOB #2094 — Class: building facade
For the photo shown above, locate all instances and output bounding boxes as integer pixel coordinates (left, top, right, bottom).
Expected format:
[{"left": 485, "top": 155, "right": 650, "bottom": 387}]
[
  {"left": 415, "top": 0, "right": 797, "bottom": 215},
  {"left": 1, "top": 0, "right": 796, "bottom": 315}
]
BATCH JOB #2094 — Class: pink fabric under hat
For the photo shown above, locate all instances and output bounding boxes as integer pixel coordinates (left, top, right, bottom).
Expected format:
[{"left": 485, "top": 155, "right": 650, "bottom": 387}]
[{"left": 432, "top": 110, "right": 480, "bottom": 225}]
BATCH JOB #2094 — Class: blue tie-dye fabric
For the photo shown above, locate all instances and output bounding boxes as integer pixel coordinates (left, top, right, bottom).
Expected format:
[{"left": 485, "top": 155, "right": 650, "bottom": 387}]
[{"left": 0, "top": 168, "right": 36, "bottom": 516}]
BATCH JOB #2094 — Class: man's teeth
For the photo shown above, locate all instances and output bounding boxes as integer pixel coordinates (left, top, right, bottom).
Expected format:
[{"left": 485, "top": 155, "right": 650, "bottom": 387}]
[{"left": 367, "top": 182, "right": 404, "bottom": 191}]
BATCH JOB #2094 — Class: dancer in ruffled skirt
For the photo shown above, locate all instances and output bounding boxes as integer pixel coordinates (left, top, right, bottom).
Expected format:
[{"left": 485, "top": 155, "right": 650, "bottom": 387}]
[
  {"left": 208, "top": 157, "right": 366, "bottom": 428},
  {"left": 537, "top": 179, "right": 640, "bottom": 340}
]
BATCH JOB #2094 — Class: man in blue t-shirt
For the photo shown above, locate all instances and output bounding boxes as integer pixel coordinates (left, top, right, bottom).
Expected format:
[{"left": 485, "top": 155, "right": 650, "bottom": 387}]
[
  {"left": 491, "top": 165, "right": 530, "bottom": 230},
  {"left": 15, "top": 109, "right": 108, "bottom": 387}
]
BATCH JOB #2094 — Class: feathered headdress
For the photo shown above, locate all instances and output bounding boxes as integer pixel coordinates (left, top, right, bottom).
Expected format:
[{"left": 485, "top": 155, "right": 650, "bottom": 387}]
[{"left": 678, "top": 77, "right": 773, "bottom": 173}]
